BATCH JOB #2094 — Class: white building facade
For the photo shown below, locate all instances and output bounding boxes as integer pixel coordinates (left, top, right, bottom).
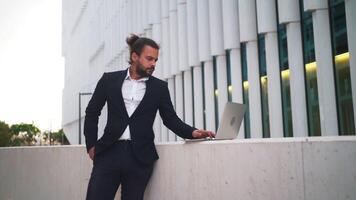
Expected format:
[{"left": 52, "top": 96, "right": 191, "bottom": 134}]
[{"left": 62, "top": 0, "right": 356, "bottom": 145}]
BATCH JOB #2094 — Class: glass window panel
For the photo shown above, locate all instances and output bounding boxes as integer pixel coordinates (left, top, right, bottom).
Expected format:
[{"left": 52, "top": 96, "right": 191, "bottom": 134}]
[
  {"left": 300, "top": 1, "right": 321, "bottom": 136},
  {"left": 202, "top": 62, "right": 206, "bottom": 130},
  {"left": 191, "top": 67, "right": 195, "bottom": 127},
  {"left": 258, "top": 34, "right": 270, "bottom": 138},
  {"left": 226, "top": 50, "right": 232, "bottom": 102},
  {"left": 182, "top": 72, "right": 185, "bottom": 122},
  {"left": 329, "top": 0, "right": 355, "bottom": 135},
  {"left": 277, "top": 23, "right": 293, "bottom": 137},
  {"left": 213, "top": 56, "right": 219, "bottom": 131},
  {"left": 241, "top": 43, "right": 251, "bottom": 138}
]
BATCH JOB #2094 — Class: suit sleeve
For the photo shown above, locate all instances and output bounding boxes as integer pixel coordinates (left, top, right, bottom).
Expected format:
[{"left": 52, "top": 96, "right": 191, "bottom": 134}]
[
  {"left": 84, "top": 73, "right": 107, "bottom": 152},
  {"left": 159, "top": 82, "right": 196, "bottom": 139}
]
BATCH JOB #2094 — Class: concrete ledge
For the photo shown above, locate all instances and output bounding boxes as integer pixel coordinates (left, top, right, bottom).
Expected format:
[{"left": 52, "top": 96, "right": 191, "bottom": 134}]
[{"left": 1, "top": 136, "right": 356, "bottom": 200}]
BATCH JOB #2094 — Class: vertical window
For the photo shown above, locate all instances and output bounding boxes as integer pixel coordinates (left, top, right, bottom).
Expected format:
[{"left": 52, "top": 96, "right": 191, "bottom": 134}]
[
  {"left": 300, "top": 1, "right": 321, "bottom": 136},
  {"left": 213, "top": 56, "right": 219, "bottom": 131},
  {"left": 202, "top": 62, "right": 206, "bottom": 130},
  {"left": 182, "top": 72, "right": 185, "bottom": 122},
  {"left": 329, "top": 0, "right": 355, "bottom": 135},
  {"left": 172, "top": 78, "right": 177, "bottom": 141},
  {"left": 277, "top": 24, "right": 293, "bottom": 137},
  {"left": 241, "top": 43, "right": 251, "bottom": 138},
  {"left": 191, "top": 67, "right": 195, "bottom": 127},
  {"left": 226, "top": 50, "right": 233, "bottom": 102},
  {"left": 258, "top": 34, "right": 270, "bottom": 138},
  {"left": 165, "top": 79, "right": 169, "bottom": 142}
]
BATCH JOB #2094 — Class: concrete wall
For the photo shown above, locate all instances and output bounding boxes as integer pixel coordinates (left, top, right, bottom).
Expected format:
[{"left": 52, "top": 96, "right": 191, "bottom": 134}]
[{"left": 1, "top": 137, "right": 356, "bottom": 200}]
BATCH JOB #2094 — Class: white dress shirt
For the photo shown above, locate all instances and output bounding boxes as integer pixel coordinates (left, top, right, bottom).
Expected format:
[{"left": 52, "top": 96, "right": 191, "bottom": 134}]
[{"left": 119, "top": 69, "right": 149, "bottom": 140}]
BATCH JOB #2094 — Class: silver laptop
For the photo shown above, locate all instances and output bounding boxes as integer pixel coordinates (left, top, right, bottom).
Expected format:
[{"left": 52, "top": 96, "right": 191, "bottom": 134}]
[{"left": 185, "top": 102, "right": 245, "bottom": 142}]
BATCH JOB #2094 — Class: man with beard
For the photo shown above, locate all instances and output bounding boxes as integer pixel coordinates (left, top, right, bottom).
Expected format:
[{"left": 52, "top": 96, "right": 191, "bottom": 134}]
[{"left": 84, "top": 34, "right": 215, "bottom": 200}]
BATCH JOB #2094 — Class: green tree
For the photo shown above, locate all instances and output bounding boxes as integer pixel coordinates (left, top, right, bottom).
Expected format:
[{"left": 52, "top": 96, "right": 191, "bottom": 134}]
[
  {"left": 51, "top": 129, "right": 69, "bottom": 145},
  {"left": 43, "top": 129, "right": 70, "bottom": 145},
  {"left": 0, "top": 121, "right": 12, "bottom": 147},
  {"left": 10, "top": 123, "right": 41, "bottom": 146}
]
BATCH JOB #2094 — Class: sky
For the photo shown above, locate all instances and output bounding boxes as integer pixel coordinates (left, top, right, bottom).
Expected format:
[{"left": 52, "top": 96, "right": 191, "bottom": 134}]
[{"left": 0, "top": 0, "right": 64, "bottom": 131}]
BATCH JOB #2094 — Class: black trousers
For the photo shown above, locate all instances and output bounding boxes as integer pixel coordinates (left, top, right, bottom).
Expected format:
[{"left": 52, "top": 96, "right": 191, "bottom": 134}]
[{"left": 86, "top": 140, "right": 154, "bottom": 200}]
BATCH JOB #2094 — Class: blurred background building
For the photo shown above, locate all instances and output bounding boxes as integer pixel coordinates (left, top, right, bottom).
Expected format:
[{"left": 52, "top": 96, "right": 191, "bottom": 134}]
[{"left": 62, "top": 0, "right": 356, "bottom": 145}]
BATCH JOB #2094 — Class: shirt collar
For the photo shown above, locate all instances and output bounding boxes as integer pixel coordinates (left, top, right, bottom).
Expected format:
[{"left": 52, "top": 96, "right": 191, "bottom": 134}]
[{"left": 125, "top": 68, "right": 149, "bottom": 82}]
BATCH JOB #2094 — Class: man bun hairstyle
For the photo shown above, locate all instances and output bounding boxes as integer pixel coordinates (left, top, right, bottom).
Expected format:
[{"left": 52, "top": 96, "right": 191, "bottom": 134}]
[{"left": 126, "top": 33, "right": 160, "bottom": 64}]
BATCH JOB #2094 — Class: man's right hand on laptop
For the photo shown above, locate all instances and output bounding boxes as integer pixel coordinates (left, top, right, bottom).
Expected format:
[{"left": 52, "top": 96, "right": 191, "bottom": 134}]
[{"left": 192, "top": 129, "right": 215, "bottom": 139}]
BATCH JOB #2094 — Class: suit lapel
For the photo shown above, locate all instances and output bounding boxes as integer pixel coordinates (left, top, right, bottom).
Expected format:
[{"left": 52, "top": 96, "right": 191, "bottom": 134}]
[{"left": 114, "top": 69, "right": 129, "bottom": 119}]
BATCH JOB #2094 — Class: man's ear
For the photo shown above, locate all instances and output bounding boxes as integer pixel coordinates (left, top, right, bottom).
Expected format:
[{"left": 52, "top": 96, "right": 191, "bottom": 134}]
[{"left": 132, "top": 52, "right": 139, "bottom": 62}]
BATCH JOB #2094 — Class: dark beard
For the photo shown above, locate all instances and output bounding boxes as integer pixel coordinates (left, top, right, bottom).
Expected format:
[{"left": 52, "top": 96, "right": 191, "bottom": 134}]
[{"left": 136, "top": 63, "right": 154, "bottom": 78}]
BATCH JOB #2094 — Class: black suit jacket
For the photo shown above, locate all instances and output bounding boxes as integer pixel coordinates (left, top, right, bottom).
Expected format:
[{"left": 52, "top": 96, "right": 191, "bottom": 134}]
[{"left": 84, "top": 69, "right": 196, "bottom": 165}]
